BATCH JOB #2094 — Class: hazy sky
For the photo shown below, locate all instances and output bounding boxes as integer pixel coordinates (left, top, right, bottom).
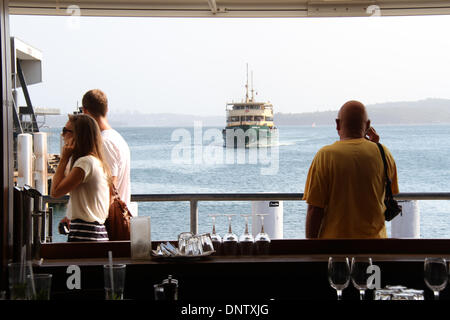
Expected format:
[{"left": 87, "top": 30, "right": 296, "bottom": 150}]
[{"left": 9, "top": 14, "right": 450, "bottom": 116}]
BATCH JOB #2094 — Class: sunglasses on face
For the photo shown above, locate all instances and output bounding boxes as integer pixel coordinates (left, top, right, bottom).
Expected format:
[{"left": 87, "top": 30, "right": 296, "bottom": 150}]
[{"left": 62, "top": 127, "right": 73, "bottom": 135}]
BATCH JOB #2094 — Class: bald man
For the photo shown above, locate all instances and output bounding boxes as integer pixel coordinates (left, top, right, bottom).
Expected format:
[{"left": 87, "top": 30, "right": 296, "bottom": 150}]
[{"left": 303, "top": 100, "right": 399, "bottom": 238}]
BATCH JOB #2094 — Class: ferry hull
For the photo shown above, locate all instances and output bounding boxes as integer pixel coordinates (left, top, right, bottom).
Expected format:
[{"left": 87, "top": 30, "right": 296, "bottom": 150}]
[{"left": 222, "top": 125, "right": 277, "bottom": 148}]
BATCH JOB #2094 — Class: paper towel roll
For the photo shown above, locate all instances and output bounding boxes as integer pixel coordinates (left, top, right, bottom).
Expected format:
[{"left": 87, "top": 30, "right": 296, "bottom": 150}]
[
  {"left": 33, "top": 132, "right": 48, "bottom": 195},
  {"left": 391, "top": 200, "right": 420, "bottom": 238},
  {"left": 17, "top": 133, "right": 33, "bottom": 188}
]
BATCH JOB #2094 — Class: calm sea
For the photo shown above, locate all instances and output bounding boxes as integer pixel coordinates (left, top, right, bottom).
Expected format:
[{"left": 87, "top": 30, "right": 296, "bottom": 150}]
[{"left": 43, "top": 124, "right": 450, "bottom": 242}]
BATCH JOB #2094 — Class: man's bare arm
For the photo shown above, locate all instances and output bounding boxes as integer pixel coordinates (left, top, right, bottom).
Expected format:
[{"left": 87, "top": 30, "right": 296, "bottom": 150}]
[{"left": 305, "top": 204, "right": 325, "bottom": 239}]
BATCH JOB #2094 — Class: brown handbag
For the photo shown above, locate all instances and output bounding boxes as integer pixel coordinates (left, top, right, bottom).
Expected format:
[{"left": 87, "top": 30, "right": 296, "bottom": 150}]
[{"left": 105, "top": 185, "right": 132, "bottom": 241}]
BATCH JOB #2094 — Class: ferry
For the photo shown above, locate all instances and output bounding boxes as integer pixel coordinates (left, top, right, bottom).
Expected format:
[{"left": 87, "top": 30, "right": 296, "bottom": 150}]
[{"left": 222, "top": 68, "right": 277, "bottom": 148}]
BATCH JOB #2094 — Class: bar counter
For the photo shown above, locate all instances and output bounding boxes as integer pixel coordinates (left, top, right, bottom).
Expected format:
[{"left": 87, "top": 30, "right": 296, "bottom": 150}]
[{"left": 36, "top": 239, "right": 450, "bottom": 300}]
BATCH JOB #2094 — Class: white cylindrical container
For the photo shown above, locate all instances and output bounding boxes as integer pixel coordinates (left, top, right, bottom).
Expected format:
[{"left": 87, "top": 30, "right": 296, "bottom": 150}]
[
  {"left": 17, "top": 133, "right": 33, "bottom": 188},
  {"left": 390, "top": 200, "right": 420, "bottom": 238},
  {"left": 251, "top": 201, "right": 283, "bottom": 239},
  {"left": 130, "top": 216, "right": 151, "bottom": 260},
  {"left": 33, "top": 132, "right": 48, "bottom": 195}
]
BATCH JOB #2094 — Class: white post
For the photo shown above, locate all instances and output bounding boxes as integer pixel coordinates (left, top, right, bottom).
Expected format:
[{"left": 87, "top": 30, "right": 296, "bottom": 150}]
[
  {"left": 252, "top": 200, "right": 284, "bottom": 239},
  {"left": 128, "top": 202, "right": 139, "bottom": 217},
  {"left": 17, "top": 133, "right": 33, "bottom": 188},
  {"left": 33, "top": 132, "right": 48, "bottom": 195},
  {"left": 390, "top": 200, "right": 421, "bottom": 238}
]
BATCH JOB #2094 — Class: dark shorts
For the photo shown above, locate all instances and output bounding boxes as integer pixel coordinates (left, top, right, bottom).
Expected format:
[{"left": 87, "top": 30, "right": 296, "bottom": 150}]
[{"left": 68, "top": 219, "right": 109, "bottom": 242}]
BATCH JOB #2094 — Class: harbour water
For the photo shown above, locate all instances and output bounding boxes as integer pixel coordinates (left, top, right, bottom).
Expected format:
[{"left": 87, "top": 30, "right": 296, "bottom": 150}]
[{"left": 43, "top": 124, "right": 450, "bottom": 241}]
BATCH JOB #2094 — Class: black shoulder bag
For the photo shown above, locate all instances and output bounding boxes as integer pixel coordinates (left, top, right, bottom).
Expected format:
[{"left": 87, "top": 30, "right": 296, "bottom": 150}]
[{"left": 376, "top": 143, "right": 402, "bottom": 221}]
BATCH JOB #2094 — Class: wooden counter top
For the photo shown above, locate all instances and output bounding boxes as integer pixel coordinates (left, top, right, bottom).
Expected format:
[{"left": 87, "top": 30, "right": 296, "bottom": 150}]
[
  {"left": 38, "top": 253, "right": 450, "bottom": 268},
  {"left": 39, "top": 238, "right": 450, "bottom": 262}
]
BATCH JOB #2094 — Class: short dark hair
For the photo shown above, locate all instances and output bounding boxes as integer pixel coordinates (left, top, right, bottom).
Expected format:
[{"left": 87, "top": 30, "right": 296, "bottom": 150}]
[{"left": 82, "top": 89, "right": 108, "bottom": 118}]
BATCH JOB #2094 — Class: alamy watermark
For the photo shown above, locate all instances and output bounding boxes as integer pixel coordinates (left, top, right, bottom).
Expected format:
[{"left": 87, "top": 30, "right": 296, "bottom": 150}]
[
  {"left": 66, "top": 5, "right": 81, "bottom": 30},
  {"left": 367, "top": 5, "right": 382, "bottom": 17},
  {"left": 367, "top": 264, "right": 381, "bottom": 289},
  {"left": 171, "top": 121, "right": 279, "bottom": 175}
]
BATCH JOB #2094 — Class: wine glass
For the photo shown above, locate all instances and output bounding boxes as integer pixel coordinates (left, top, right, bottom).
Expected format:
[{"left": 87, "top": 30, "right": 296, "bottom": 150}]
[
  {"left": 328, "top": 257, "right": 350, "bottom": 300},
  {"left": 239, "top": 214, "right": 254, "bottom": 255},
  {"left": 424, "top": 257, "right": 448, "bottom": 300},
  {"left": 254, "top": 214, "right": 270, "bottom": 255},
  {"left": 222, "top": 214, "right": 238, "bottom": 255},
  {"left": 350, "top": 257, "right": 372, "bottom": 300},
  {"left": 208, "top": 214, "right": 222, "bottom": 254}
]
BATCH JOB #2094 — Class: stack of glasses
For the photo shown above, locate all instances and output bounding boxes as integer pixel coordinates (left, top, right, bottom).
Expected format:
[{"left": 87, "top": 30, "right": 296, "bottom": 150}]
[
  {"left": 375, "top": 286, "right": 424, "bottom": 300},
  {"left": 152, "top": 233, "right": 216, "bottom": 257}
]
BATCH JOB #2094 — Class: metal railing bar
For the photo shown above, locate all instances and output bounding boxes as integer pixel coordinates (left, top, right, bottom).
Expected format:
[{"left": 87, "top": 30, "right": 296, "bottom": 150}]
[
  {"left": 43, "top": 192, "right": 450, "bottom": 204},
  {"left": 131, "top": 193, "right": 304, "bottom": 202},
  {"left": 395, "top": 193, "right": 450, "bottom": 200},
  {"left": 190, "top": 200, "right": 198, "bottom": 235},
  {"left": 42, "top": 192, "right": 450, "bottom": 236}
]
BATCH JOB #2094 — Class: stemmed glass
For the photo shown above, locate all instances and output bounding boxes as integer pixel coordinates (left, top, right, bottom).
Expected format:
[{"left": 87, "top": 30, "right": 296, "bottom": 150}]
[
  {"left": 208, "top": 214, "right": 222, "bottom": 254},
  {"left": 239, "top": 214, "right": 254, "bottom": 255},
  {"left": 254, "top": 214, "right": 270, "bottom": 255},
  {"left": 222, "top": 214, "right": 238, "bottom": 255},
  {"left": 424, "top": 257, "right": 448, "bottom": 300},
  {"left": 328, "top": 257, "right": 350, "bottom": 300},
  {"left": 350, "top": 257, "right": 372, "bottom": 300}
]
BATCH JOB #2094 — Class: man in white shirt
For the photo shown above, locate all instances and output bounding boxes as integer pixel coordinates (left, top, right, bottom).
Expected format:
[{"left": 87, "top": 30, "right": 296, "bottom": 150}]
[{"left": 81, "top": 89, "right": 132, "bottom": 209}]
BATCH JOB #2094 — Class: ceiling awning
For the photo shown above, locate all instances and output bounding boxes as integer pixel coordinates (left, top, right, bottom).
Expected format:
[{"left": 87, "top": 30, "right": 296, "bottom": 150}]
[
  {"left": 8, "top": 1, "right": 450, "bottom": 18},
  {"left": 10, "top": 37, "right": 42, "bottom": 87}
]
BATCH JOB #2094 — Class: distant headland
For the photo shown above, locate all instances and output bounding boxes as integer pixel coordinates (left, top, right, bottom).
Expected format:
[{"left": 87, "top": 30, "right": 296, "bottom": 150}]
[
  {"left": 275, "top": 98, "right": 450, "bottom": 126},
  {"left": 43, "top": 98, "right": 450, "bottom": 128}
]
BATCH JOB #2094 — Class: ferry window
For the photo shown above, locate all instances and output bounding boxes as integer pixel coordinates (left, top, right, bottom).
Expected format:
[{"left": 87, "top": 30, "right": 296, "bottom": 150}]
[
  {"left": 254, "top": 116, "right": 264, "bottom": 121},
  {"left": 8, "top": 14, "right": 450, "bottom": 241},
  {"left": 246, "top": 116, "right": 254, "bottom": 121}
]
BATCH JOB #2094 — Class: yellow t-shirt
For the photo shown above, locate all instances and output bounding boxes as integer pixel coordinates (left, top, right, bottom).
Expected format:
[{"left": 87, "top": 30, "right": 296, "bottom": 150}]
[{"left": 303, "top": 138, "right": 399, "bottom": 239}]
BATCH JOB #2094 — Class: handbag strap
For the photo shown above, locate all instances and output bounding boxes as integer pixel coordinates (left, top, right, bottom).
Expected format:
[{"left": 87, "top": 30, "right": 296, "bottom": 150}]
[
  {"left": 375, "top": 142, "right": 394, "bottom": 198},
  {"left": 109, "top": 181, "right": 120, "bottom": 199},
  {"left": 109, "top": 181, "right": 131, "bottom": 216}
]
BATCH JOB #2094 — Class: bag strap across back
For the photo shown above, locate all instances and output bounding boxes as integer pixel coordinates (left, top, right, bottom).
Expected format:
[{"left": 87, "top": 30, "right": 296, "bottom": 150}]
[
  {"left": 109, "top": 180, "right": 121, "bottom": 200},
  {"left": 376, "top": 142, "right": 394, "bottom": 198}
]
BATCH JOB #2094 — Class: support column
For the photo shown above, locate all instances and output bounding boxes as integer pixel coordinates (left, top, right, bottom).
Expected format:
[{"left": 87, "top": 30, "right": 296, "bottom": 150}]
[
  {"left": 0, "top": 0, "right": 13, "bottom": 291},
  {"left": 190, "top": 200, "right": 198, "bottom": 235}
]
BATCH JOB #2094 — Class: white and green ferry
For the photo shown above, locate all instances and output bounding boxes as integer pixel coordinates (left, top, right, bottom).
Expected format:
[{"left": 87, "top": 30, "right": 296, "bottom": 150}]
[{"left": 222, "top": 70, "right": 277, "bottom": 148}]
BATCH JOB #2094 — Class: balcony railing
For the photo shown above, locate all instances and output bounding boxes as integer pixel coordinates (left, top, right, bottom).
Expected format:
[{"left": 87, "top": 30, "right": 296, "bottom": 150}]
[{"left": 43, "top": 192, "right": 450, "bottom": 235}]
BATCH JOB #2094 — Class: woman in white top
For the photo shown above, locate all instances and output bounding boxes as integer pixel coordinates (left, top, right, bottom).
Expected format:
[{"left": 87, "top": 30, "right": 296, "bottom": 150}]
[{"left": 51, "top": 114, "right": 111, "bottom": 242}]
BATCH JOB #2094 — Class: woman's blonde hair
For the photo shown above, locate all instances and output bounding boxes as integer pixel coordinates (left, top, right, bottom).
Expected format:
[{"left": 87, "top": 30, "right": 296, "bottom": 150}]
[{"left": 68, "top": 114, "right": 111, "bottom": 183}]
